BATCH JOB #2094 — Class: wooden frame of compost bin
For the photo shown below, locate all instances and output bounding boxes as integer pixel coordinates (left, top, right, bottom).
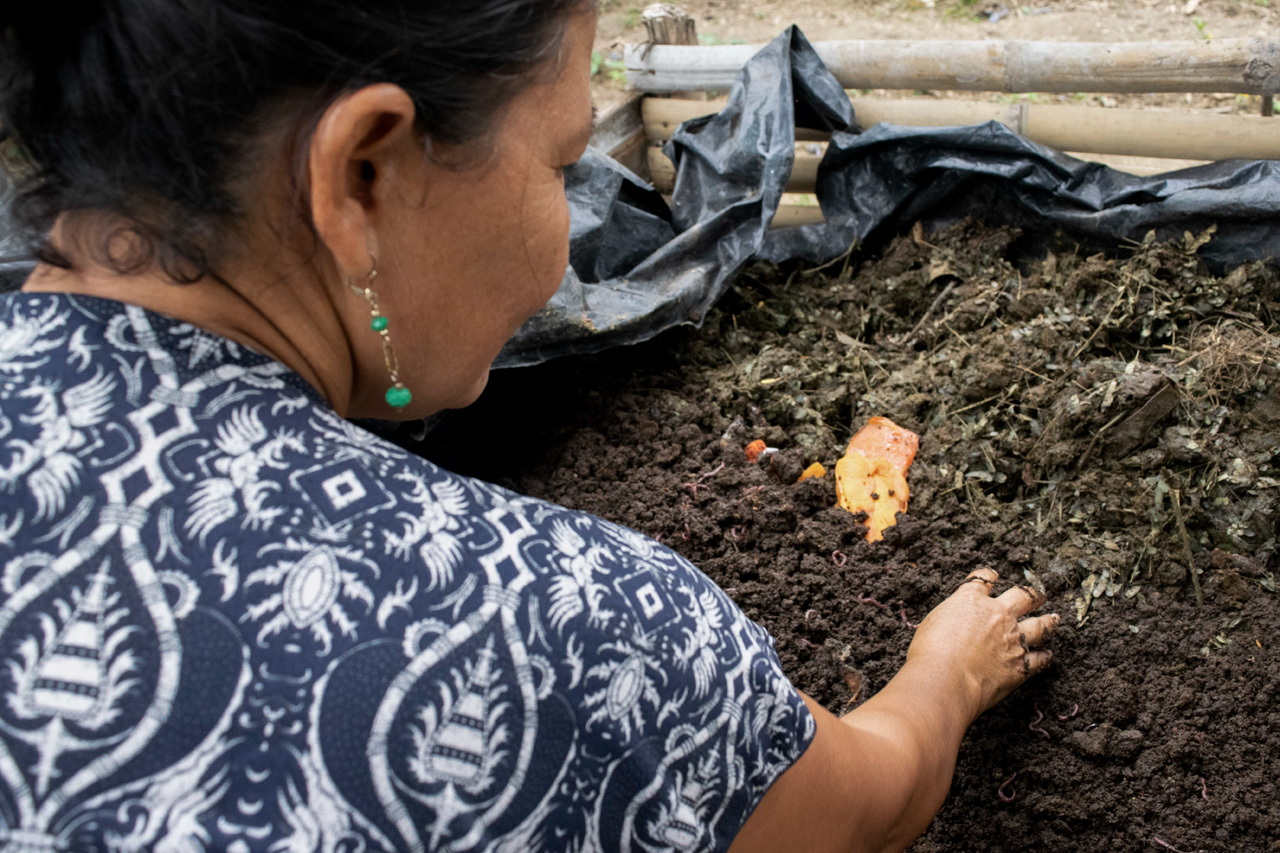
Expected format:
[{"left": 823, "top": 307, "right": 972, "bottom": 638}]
[{"left": 590, "top": 6, "right": 1280, "bottom": 229}]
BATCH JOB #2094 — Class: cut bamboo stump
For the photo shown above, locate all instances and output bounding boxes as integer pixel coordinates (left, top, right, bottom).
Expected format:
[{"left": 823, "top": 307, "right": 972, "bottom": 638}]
[
  {"left": 641, "top": 4, "right": 697, "bottom": 47},
  {"left": 625, "top": 38, "right": 1280, "bottom": 95}
]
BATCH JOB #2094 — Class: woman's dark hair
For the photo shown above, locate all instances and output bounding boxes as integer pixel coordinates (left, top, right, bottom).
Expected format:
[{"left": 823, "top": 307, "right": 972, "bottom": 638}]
[{"left": 0, "top": 0, "right": 591, "bottom": 281}]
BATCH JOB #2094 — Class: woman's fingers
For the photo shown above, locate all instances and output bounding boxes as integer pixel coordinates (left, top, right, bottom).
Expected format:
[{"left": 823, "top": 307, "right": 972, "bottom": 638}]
[
  {"left": 1023, "top": 648, "right": 1054, "bottom": 677},
  {"left": 995, "top": 583, "right": 1046, "bottom": 616},
  {"left": 1017, "top": 612, "right": 1061, "bottom": 649},
  {"left": 959, "top": 567, "right": 999, "bottom": 595}
]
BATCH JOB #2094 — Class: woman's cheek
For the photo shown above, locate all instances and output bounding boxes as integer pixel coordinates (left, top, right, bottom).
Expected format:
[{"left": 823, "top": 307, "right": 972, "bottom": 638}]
[{"left": 523, "top": 183, "right": 572, "bottom": 302}]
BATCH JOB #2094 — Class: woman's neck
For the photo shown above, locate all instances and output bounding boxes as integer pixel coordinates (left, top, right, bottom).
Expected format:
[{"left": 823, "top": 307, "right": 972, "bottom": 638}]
[{"left": 21, "top": 222, "right": 359, "bottom": 416}]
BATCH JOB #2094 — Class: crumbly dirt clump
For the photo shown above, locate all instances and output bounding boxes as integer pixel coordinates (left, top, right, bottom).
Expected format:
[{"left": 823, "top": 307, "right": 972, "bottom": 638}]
[{"left": 414, "top": 220, "right": 1280, "bottom": 852}]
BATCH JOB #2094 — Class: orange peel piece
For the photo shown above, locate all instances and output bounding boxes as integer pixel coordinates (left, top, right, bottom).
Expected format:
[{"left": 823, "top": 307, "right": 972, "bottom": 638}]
[
  {"left": 797, "top": 462, "right": 827, "bottom": 482},
  {"left": 834, "top": 417, "right": 919, "bottom": 542},
  {"left": 745, "top": 439, "right": 767, "bottom": 463}
]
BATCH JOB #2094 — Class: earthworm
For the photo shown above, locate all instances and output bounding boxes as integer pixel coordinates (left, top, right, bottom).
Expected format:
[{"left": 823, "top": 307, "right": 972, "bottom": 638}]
[
  {"left": 1029, "top": 704, "right": 1051, "bottom": 740},
  {"left": 855, "top": 594, "right": 889, "bottom": 611},
  {"left": 798, "top": 638, "right": 822, "bottom": 650},
  {"left": 804, "top": 609, "right": 820, "bottom": 622},
  {"left": 739, "top": 485, "right": 766, "bottom": 502},
  {"left": 899, "top": 607, "right": 919, "bottom": 629},
  {"left": 997, "top": 773, "right": 1017, "bottom": 803},
  {"left": 1057, "top": 703, "right": 1079, "bottom": 721},
  {"left": 1200, "top": 778, "right": 1209, "bottom": 801},
  {"left": 729, "top": 526, "right": 744, "bottom": 539},
  {"left": 681, "top": 523, "right": 691, "bottom": 541},
  {"left": 1153, "top": 838, "right": 1204, "bottom": 853},
  {"left": 831, "top": 550, "right": 848, "bottom": 566},
  {"left": 684, "top": 462, "right": 726, "bottom": 497}
]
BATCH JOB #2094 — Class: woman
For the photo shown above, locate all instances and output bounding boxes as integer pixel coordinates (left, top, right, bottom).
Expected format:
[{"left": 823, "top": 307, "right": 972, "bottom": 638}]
[{"left": 0, "top": 3, "right": 1057, "bottom": 851}]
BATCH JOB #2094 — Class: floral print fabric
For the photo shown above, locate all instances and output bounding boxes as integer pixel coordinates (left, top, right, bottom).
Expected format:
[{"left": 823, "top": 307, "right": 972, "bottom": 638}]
[{"left": 0, "top": 293, "right": 813, "bottom": 853}]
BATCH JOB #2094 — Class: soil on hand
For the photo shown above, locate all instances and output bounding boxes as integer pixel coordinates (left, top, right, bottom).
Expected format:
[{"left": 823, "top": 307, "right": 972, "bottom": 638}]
[{"left": 414, "top": 221, "right": 1280, "bottom": 852}]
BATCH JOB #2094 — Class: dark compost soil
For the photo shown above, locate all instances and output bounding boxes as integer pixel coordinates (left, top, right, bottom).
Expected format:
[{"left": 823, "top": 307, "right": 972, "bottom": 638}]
[{"left": 409, "top": 220, "right": 1280, "bottom": 852}]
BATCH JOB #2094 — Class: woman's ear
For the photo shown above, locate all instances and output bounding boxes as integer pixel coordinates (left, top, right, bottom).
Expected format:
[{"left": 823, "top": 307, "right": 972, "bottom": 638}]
[{"left": 308, "top": 83, "right": 419, "bottom": 279}]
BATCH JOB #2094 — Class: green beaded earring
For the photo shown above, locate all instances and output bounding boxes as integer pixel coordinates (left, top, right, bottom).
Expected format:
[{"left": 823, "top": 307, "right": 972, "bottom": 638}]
[{"left": 349, "top": 254, "right": 412, "bottom": 410}]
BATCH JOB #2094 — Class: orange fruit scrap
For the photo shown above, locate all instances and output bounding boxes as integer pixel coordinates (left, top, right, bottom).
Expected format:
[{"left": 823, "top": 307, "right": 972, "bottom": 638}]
[
  {"left": 744, "top": 439, "right": 768, "bottom": 463},
  {"left": 834, "top": 416, "right": 919, "bottom": 542},
  {"left": 797, "top": 462, "right": 827, "bottom": 482}
]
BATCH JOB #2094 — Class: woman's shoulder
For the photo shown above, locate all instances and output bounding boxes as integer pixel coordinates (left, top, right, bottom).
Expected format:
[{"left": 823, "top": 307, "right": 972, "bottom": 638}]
[{"left": 0, "top": 290, "right": 816, "bottom": 853}]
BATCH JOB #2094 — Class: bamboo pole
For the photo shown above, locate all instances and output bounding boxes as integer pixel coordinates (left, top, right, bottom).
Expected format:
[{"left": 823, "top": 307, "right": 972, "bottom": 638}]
[
  {"left": 660, "top": 195, "right": 826, "bottom": 228},
  {"left": 648, "top": 145, "right": 1209, "bottom": 194},
  {"left": 647, "top": 146, "right": 820, "bottom": 193},
  {"left": 625, "top": 38, "right": 1280, "bottom": 95},
  {"left": 642, "top": 96, "right": 1280, "bottom": 163}
]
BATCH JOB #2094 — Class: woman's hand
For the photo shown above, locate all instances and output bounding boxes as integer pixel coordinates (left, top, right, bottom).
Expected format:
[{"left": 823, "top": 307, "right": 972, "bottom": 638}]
[
  {"left": 731, "top": 567, "right": 1061, "bottom": 853},
  {"left": 906, "top": 567, "right": 1059, "bottom": 720}
]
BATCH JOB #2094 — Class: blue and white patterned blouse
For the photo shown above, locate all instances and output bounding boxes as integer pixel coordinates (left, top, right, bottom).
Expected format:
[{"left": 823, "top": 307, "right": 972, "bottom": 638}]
[{"left": 0, "top": 292, "right": 813, "bottom": 853}]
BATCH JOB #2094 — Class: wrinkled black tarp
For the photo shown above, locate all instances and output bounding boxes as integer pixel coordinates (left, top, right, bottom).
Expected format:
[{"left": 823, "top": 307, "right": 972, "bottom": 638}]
[
  {"left": 498, "top": 26, "right": 1280, "bottom": 367},
  {"left": 5, "top": 26, "right": 1280, "bottom": 364}
]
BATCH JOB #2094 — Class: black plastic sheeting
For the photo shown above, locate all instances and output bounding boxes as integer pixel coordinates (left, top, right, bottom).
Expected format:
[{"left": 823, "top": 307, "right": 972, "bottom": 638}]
[
  {"left": 498, "top": 26, "right": 1280, "bottom": 366},
  {"left": 6, "top": 26, "right": 1280, "bottom": 364}
]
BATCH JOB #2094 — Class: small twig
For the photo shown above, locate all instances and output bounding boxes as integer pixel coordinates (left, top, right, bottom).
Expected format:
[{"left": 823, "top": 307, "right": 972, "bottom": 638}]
[
  {"left": 1072, "top": 410, "right": 1128, "bottom": 474},
  {"left": 997, "top": 773, "right": 1018, "bottom": 803},
  {"left": 1029, "top": 704, "right": 1051, "bottom": 740},
  {"left": 947, "top": 392, "right": 1006, "bottom": 420},
  {"left": 1070, "top": 288, "right": 1126, "bottom": 363},
  {"left": 831, "top": 550, "right": 848, "bottom": 567},
  {"left": 1057, "top": 703, "right": 1079, "bottom": 721},
  {"left": 1153, "top": 837, "right": 1205, "bottom": 853},
  {"left": 1172, "top": 488, "right": 1203, "bottom": 608},
  {"left": 903, "top": 279, "right": 958, "bottom": 346}
]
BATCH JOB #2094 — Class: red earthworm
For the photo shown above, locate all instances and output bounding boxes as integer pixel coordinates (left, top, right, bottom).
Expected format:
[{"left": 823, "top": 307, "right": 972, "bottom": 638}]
[
  {"left": 683, "top": 462, "right": 726, "bottom": 497},
  {"left": 681, "top": 523, "right": 691, "bottom": 541},
  {"left": 997, "top": 773, "right": 1017, "bottom": 803},
  {"left": 1200, "top": 778, "right": 1209, "bottom": 801},
  {"left": 729, "top": 525, "right": 743, "bottom": 539},
  {"left": 1029, "top": 704, "right": 1051, "bottom": 740},
  {"left": 831, "top": 550, "right": 848, "bottom": 566},
  {"left": 899, "top": 607, "right": 919, "bottom": 629},
  {"left": 804, "top": 609, "right": 820, "bottom": 621},
  {"left": 739, "top": 485, "right": 766, "bottom": 502},
  {"left": 1153, "top": 838, "right": 1204, "bottom": 853},
  {"left": 798, "top": 638, "right": 821, "bottom": 650},
  {"left": 1057, "top": 703, "right": 1079, "bottom": 721},
  {"left": 855, "top": 594, "right": 888, "bottom": 610}
]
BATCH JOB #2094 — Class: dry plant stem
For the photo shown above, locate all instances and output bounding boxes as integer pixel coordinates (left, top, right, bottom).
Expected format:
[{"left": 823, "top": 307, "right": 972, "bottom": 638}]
[
  {"left": 1172, "top": 488, "right": 1203, "bottom": 608},
  {"left": 903, "top": 279, "right": 958, "bottom": 347}
]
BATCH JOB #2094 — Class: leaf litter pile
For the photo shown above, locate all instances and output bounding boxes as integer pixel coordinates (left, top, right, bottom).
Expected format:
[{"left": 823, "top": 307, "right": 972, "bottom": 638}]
[{"left": 416, "top": 220, "right": 1280, "bottom": 851}]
